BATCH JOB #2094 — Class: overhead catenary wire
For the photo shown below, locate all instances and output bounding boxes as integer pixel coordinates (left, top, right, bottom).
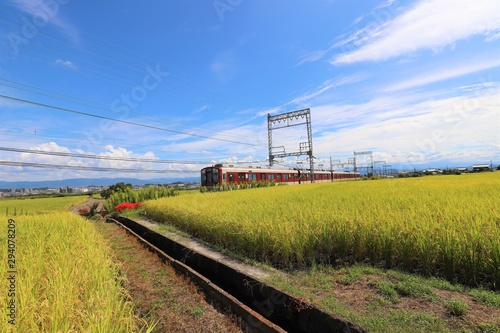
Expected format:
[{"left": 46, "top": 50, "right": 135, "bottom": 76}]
[
  {"left": 0, "top": 160, "right": 194, "bottom": 173},
  {"left": 0, "top": 146, "right": 266, "bottom": 166},
  {"left": 0, "top": 132, "right": 268, "bottom": 163},
  {"left": 0, "top": 146, "right": 207, "bottom": 164},
  {"left": 0, "top": 11, "right": 258, "bottom": 112},
  {"left": 0, "top": 6, "right": 272, "bottom": 145},
  {"left": 0, "top": 94, "right": 264, "bottom": 147},
  {"left": 0, "top": 78, "right": 257, "bottom": 142},
  {"left": 0, "top": 10, "right": 256, "bottom": 107},
  {"left": 0, "top": 4, "right": 274, "bottom": 168}
]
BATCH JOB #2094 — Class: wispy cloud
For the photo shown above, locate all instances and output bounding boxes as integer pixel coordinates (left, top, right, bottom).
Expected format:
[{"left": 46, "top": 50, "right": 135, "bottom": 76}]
[
  {"left": 194, "top": 104, "right": 209, "bottom": 113},
  {"left": 288, "top": 74, "right": 366, "bottom": 106},
  {"left": 8, "top": 0, "right": 79, "bottom": 44},
  {"left": 383, "top": 57, "right": 500, "bottom": 92},
  {"left": 295, "top": 49, "right": 328, "bottom": 66},
  {"left": 331, "top": 0, "right": 500, "bottom": 64},
  {"left": 210, "top": 49, "right": 238, "bottom": 82}
]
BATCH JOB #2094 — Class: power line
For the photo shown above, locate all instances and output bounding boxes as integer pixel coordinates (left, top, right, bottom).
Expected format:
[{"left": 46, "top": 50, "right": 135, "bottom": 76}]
[
  {"left": 0, "top": 132, "right": 268, "bottom": 163},
  {"left": 0, "top": 160, "right": 194, "bottom": 174},
  {"left": 0, "top": 146, "right": 266, "bottom": 166},
  {"left": 0, "top": 78, "right": 254, "bottom": 142},
  {"left": 0, "top": 94, "right": 264, "bottom": 147},
  {"left": 0, "top": 11, "right": 257, "bottom": 112},
  {"left": 0, "top": 146, "right": 208, "bottom": 164}
]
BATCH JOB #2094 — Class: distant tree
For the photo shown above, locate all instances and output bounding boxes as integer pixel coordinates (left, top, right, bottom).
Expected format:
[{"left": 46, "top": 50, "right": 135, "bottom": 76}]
[
  {"left": 497, "top": 165, "right": 500, "bottom": 171},
  {"left": 100, "top": 182, "right": 133, "bottom": 199},
  {"left": 442, "top": 168, "right": 461, "bottom": 175}
]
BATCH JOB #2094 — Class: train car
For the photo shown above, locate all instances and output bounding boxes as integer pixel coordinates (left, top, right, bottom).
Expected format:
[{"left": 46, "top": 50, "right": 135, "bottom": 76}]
[{"left": 200, "top": 164, "right": 361, "bottom": 189}]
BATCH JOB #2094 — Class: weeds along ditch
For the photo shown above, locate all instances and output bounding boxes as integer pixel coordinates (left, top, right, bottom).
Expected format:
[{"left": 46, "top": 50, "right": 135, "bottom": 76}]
[
  {"left": 0, "top": 197, "right": 154, "bottom": 332},
  {"left": 103, "top": 186, "right": 178, "bottom": 213},
  {"left": 143, "top": 173, "right": 500, "bottom": 289}
]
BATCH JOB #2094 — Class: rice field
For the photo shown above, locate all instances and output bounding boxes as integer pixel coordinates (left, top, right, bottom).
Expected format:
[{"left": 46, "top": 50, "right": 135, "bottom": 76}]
[
  {"left": 143, "top": 172, "right": 500, "bottom": 289},
  {"left": 0, "top": 195, "right": 88, "bottom": 216},
  {"left": 0, "top": 196, "right": 152, "bottom": 332}
]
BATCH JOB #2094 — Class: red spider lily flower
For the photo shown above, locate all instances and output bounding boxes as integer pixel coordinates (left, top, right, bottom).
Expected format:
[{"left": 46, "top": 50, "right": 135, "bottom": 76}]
[{"left": 114, "top": 202, "right": 142, "bottom": 211}]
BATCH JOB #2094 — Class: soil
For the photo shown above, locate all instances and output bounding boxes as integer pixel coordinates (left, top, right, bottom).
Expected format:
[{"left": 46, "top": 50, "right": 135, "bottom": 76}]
[{"left": 70, "top": 196, "right": 105, "bottom": 215}]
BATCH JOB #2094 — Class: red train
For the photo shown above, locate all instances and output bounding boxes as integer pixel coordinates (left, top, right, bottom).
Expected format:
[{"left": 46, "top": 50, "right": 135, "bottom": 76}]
[{"left": 201, "top": 164, "right": 361, "bottom": 189}]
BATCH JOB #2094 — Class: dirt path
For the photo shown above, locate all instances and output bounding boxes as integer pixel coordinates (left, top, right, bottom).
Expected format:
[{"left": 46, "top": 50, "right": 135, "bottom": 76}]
[
  {"left": 94, "top": 220, "right": 245, "bottom": 333},
  {"left": 70, "top": 197, "right": 105, "bottom": 215}
]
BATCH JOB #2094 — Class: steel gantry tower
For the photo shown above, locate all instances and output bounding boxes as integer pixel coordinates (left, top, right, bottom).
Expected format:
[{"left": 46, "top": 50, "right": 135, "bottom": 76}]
[
  {"left": 353, "top": 151, "right": 373, "bottom": 175},
  {"left": 268, "top": 108, "right": 314, "bottom": 182}
]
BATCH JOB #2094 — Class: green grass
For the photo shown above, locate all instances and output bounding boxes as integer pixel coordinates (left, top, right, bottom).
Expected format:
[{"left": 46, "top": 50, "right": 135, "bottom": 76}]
[
  {"left": 468, "top": 289, "right": 500, "bottom": 307},
  {"left": 378, "top": 281, "right": 400, "bottom": 303},
  {"left": 446, "top": 299, "right": 469, "bottom": 316},
  {"left": 265, "top": 263, "right": 500, "bottom": 332}
]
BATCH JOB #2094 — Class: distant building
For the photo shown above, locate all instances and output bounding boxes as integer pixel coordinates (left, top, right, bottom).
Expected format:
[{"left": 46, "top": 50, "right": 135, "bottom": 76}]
[
  {"left": 456, "top": 167, "right": 468, "bottom": 173},
  {"left": 424, "top": 168, "right": 442, "bottom": 175},
  {"left": 472, "top": 164, "right": 491, "bottom": 172},
  {"left": 59, "top": 186, "right": 73, "bottom": 194},
  {"left": 168, "top": 183, "right": 185, "bottom": 189}
]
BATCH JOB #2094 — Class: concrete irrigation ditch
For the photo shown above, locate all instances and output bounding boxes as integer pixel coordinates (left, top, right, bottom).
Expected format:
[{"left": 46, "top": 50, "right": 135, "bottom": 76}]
[{"left": 108, "top": 216, "right": 366, "bottom": 333}]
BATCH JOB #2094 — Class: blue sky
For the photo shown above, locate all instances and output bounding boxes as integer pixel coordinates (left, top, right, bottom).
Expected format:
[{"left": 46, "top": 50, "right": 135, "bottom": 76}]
[{"left": 0, "top": 0, "right": 499, "bottom": 181}]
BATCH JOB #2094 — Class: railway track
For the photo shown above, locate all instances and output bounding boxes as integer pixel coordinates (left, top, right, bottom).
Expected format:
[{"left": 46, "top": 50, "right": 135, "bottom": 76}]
[{"left": 107, "top": 216, "right": 366, "bottom": 333}]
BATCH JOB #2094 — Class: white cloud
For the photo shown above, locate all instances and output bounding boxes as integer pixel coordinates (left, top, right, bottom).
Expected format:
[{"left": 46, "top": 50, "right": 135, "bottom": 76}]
[
  {"left": 311, "top": 88, "right": 500, "bottom": 166},
  {"left": 332, "top": 0, "right": 500, "bottom": 64},
  {"left": 55, "top": 59, "right": 77, "bottom": 70},
  {"left": 5, "top": 142, "right": 185, "bottom": 180},
  {"left": 19, "top": 142, "right": 83, "bottom": 166}
]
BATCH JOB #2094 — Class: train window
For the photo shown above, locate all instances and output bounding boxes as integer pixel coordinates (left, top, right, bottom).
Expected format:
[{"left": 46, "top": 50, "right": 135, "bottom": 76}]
[
  {"left": 249, "top": 173, "right": 257, "bottom": 181},
  {"left": 201, "top": 169, "right": 206, "bottom": 183},
  {"left": 268, "top": 174, "right": 275, "bottom": 180},
  {"left": 260, "top": 173, "right": 266, "bottom": 180},
  {"left": 213, "top": 170, "right": 219, "bottom": 184},
  {"left": 238, "top": 173, "right": 245, "bottom": 181},
  {"left": 228, "top": 173, "right": 234, "bottom": 182},
  {"left": 277, "top": 174, "right": 282, "bottom": 180},
  {"left": 284, "top": 174, "right": 288, "bottom": 180}
]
